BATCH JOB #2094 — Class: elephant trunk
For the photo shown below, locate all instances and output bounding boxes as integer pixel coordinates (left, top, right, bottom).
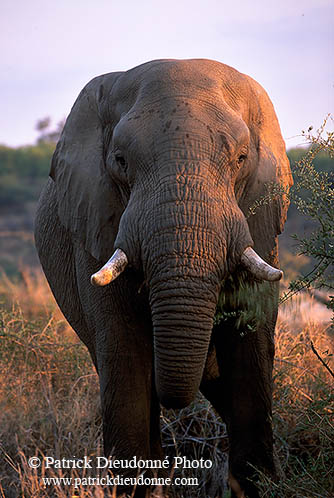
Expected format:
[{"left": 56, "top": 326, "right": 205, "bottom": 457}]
[
  {"left": 141, "top": 192, "right": 231, "bottom": 407},
  {"left": 149, "top": 259, "right": 221, "bottom": 408}
]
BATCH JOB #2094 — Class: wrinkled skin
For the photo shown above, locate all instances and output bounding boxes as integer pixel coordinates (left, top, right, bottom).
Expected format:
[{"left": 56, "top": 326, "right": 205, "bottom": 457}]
[{"left": 35, "top": 59, "right": 292, "bottom": 497}]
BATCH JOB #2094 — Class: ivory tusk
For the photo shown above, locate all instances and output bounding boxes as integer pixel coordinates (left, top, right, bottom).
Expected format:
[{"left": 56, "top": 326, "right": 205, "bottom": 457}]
[
  {"left": 90, "top": 248, "right": 128, "bottom": 287},
  {"left": 241, "top": 246, "right": 283, "bottom": 282}
]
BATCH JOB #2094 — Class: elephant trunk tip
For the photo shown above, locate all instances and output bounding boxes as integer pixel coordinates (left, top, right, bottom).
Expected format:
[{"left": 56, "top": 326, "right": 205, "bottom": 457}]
[{"left": 158, "top": 390, "right": 197, "bottom": 410}]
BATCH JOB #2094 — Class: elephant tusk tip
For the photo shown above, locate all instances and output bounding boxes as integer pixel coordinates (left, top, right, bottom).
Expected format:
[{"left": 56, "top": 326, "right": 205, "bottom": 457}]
[
  {"left": 275, "top": 269, "right": 284, "bottom": 281},
  {"left": 90, "top": 270, "right": 114, "bottom": 287},
  {"left": 268, "top": 269, "right": 283, "bottom": 282},
  {"left": 241, "top": 247, "right": 284, "bottom": 282}
]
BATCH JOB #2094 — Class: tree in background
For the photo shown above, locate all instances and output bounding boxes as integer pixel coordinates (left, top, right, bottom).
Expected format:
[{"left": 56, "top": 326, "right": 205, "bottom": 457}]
[
  {"left": 0, "top": 117, "right": 65, "bottom": 209},
  {"left": 35, "top": 116, "right": 65, "bottom": 145}
]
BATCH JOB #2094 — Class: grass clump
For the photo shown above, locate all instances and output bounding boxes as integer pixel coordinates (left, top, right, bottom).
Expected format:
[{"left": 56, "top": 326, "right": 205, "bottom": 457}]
[{"left": 262, "top": 319, "right": 334, "bottom": 497}]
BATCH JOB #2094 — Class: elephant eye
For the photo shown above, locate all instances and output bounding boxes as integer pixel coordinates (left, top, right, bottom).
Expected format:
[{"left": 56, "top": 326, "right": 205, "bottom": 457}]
[
  {"left": 115, "top": 153, "right": 127, "bottom": 168},
  {"left": 237, "top": 154, "right": 247, "bottom": 165}
]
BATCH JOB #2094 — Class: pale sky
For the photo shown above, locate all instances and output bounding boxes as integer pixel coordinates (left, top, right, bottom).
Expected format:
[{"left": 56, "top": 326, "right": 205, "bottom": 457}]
[{"left": 1, "top": 0, "right": 333, "bottom": 149}]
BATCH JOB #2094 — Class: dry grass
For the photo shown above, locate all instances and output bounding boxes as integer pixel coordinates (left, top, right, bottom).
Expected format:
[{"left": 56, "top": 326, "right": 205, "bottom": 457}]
[
  {"left": 0, "top": 269, "right": 333, "bottom": 497},
  {"left": 262, "top": 301, "right": 334, "bottom": 497},
  {"left": 0, "top": 268, "right": 72, "bottom": 335}
]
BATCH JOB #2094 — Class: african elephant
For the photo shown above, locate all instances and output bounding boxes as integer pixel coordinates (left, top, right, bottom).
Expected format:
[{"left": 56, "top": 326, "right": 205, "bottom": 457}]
[{"left": 35, "top": 59, "right": 292, "bottom": 497}]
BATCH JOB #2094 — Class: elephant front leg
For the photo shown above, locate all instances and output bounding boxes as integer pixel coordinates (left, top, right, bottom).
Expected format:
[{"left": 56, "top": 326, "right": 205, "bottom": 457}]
[
  {"left": 96, "top": 325, "right": 165, "bottom": 497},
  {"left": 98, "top": 343, "right": 154, "bottom": 459}
]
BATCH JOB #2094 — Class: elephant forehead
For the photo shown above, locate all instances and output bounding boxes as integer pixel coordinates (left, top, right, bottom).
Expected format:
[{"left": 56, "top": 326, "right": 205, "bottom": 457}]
[
  {"left": 109, "top": 60, "right": 225, "bottom": 121},
  {"left": 117, "top": 78, "right": 247, "bottom": 130},
  {"left": 139, "top": 74, "right": 219, "bottom": 101},
  {"left": 108, "top": 59, "right": 253, "bottom": 139}
]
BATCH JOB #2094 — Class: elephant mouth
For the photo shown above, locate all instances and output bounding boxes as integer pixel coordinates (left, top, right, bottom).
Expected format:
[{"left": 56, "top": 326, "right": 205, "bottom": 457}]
[{"left": 90, "top": 246, "right": 283, "bottom": 287}]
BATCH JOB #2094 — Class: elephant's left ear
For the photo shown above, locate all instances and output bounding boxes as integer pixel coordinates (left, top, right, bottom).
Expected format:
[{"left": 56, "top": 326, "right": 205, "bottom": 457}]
[
  {"left": 50, "top": 72, "right": 125, "bottom": 263},
  {"left": 238, "top": 78, "right": 293, "bottom": 260}
]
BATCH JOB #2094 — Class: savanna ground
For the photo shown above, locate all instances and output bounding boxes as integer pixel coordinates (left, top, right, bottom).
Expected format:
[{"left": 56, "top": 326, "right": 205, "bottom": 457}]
[{"left": 0, "top": 268, "right": 333, "bottom": 498}]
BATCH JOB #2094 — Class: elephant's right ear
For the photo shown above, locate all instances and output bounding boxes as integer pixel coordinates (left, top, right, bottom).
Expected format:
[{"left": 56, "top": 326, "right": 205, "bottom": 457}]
[{"left": 50, "top": 72, "right": 125, "bottom": 263}]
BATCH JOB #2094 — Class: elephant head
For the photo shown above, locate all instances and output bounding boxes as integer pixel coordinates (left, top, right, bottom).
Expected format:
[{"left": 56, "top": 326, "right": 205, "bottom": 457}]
[{"left": 50, "top": 59, "right": 292, "bottom": 408}]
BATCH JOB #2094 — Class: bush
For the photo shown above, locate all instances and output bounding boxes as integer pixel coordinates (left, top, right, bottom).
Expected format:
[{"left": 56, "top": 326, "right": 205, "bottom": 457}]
[
  {"left": 0, "top": 143, "right": 54, "bottom": 208},
  {"left": 282, "top": 117, "right": 334, "bottom": 327}
]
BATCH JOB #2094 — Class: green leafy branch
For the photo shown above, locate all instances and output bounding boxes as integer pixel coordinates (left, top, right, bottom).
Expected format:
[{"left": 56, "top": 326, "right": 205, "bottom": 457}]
[{"left": 250, "top": 115, "right": 334, "bottom": 326}]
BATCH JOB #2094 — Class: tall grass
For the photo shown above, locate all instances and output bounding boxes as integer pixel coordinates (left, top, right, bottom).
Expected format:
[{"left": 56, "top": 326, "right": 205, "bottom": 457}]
[{"left": 0, "top": 270, "right": 333, "bottom": 497}]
